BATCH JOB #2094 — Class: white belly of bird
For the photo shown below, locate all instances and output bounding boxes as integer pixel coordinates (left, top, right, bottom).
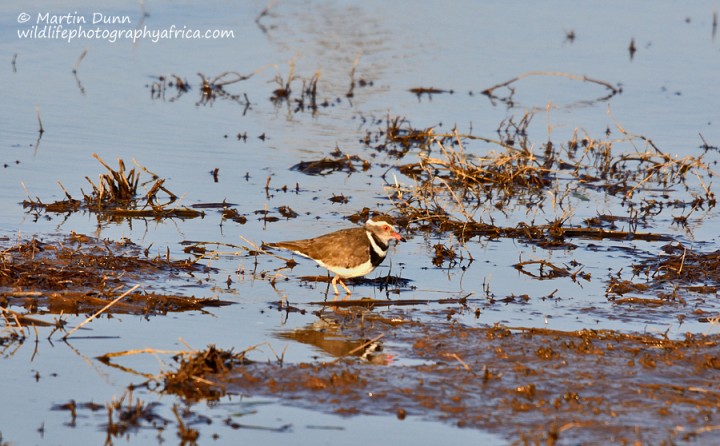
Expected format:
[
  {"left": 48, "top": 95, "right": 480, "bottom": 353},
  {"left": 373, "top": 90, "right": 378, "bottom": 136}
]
[{"left": 314, "top": 258, "right": 376, "bottom": 279}]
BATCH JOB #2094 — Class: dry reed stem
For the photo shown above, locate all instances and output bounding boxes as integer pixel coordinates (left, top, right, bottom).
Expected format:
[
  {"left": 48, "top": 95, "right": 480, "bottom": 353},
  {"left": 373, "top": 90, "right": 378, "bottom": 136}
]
[
  {"left": 72, "top": 48, "right": 88, "bottom": 73},
  {"left": 442, "top": 352, "right": 473, "bottom": 372},
  {"left": 97, "top": 348, "right": 187, "bottom": 362},
  {"left": 1, "top": 307, "right": 53, "bottom": 328},
  {"left": 62, "top": 284, "right": 140, "bottom": 340},
  {"left": 347, "top": 50, "right": 362, "bottom": 97},
  {"left": 35, "top": 105, "right": 44, "bottom": 134}
]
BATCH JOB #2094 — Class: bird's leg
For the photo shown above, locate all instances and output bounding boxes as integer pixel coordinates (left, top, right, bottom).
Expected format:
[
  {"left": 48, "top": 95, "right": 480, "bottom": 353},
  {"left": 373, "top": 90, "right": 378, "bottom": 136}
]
[
  {"left": 340, "top": 281, "right": 352, "bottom": 295},
  {"left": 331, "top": 275, "right": 352, "bottom": 299},
  {"left": 337, "top": 276, "right": 352, "bottom": 294}
]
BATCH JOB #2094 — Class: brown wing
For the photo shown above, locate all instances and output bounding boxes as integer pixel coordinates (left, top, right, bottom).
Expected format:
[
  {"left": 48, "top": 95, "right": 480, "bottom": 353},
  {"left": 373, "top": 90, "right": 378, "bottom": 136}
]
[{"left": 268, "top": 227, "right": 370, "bottom": 269}]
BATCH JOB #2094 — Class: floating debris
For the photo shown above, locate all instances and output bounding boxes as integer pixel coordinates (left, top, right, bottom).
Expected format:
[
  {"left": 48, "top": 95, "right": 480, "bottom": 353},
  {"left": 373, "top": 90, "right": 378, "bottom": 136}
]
[
  {"left": 408, "top": 86, "right": 453, "bottom": 100},
  {"left": 291, "top": 147, "right": 370, "bottom": 176},
  {"left": 149, "top": 71, "right": 252, "bottom": 109}
]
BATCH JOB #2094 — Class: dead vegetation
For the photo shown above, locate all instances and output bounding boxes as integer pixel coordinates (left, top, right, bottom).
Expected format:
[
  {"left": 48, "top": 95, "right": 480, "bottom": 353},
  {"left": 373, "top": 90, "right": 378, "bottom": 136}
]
[
  {"left": 291, "top": 146, "right": 371, "bottom": 176},
  {"left": 97, "top": 343, "right": 257, "bottom": 402},
  {"left": 481, "top": 71, "right": 621, "bottom": 108},
  {"left": 409, "top": 86, "right": 453, "bottom": 100},
  {"left": 0, "top": 233, "right": 230, "bottom": 335},
  {"left": 270, "top": 60, "right": 324, "bottom": 113},
  {"left": 147, "top": 56, "right": 373, "bottom": 116},
  {"left": 385, "top": 115, "right": 715, "bottom": 252},
  {"left": 513, "top": 259, "right": 590, "bottom": 283},
  {"left": 6, "top": 64, "right": 720, "bottom": 446},
  {"left": 23, "top": 154, "right": 204, "bottom": 222},
  {"left": 149, "top": 71, "right": 252, "bottom": 110},
  {"left": 608, "top": 242, "right": 720, "bottom": 306},
  {"left": 160, "top": 345, "right": 254, "bottom": 401}
]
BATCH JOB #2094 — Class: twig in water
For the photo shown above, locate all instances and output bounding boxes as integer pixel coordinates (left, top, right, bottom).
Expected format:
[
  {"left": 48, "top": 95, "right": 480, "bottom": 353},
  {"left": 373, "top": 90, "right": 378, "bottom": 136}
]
[
  {"left": 443, "top": 352, "right": 473, "bottom": 372},
  {"left": 72, "top": 48, "right": 88, "bottom": 74},
  {"left": 482, "top": 71, "right": 619, "bottom": 98},
  {"left": 62, "top": 284, "right": 140, "bottom": 340},
  {"left": 677, "top": 247, "right": 687, "bottom": 275},
  {"left": 97, "top": 348, "right": 187, "bottom": 362},
  {"left": 35, "top": 105, "right": 44, "bottom": 134},
  {"left": 346, "top": 51, "right": 361, "bottom": 98}
]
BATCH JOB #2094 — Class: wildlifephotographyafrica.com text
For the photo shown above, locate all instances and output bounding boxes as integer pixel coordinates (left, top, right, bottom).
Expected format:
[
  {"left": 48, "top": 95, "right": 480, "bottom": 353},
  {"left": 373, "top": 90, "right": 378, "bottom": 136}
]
[{"left": 16, "top": 11, "right": 235, "bottom": 43}]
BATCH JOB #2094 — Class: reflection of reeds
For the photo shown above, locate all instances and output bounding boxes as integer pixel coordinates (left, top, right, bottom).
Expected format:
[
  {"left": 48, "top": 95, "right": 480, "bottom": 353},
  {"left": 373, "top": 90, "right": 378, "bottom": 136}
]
[{"left": 104, "top": 390, "right": 167, "bottom": 439}]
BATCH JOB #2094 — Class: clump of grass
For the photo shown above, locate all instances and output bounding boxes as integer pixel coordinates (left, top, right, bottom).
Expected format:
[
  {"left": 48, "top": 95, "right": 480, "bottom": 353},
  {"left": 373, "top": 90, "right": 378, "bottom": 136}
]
[
  {"left": 269, "top": 58, "right": 325, "bottom": 114},
  {"left": 290, "top": 145, "right": 371, "bottom": 176},
  {"left": 161, "top": 345, "right": 253, "bottom": 401},
  {"left": 86, "top": 154, "right": 141, "bottom": 205},
  {"left": 23, "top": 154, "right": 204, "bottom": 221}
]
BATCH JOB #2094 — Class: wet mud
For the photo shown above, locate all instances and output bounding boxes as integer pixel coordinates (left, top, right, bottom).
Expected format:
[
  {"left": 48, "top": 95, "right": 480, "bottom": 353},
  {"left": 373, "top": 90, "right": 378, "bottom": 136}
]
[{"left": 152, "top": 311, "right": 720, "bottom": 445}]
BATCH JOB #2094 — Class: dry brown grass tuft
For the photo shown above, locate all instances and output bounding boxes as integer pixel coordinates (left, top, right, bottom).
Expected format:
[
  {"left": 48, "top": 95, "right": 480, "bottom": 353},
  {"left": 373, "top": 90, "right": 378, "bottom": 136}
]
[{"left": 23, "top": 154, "right": 204, "bottom": 222}]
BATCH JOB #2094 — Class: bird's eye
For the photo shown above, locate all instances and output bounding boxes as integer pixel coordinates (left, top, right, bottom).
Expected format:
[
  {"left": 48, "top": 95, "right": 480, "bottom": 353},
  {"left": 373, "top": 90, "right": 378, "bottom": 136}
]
[{"left": 383, "top": 225, "right": 390, "bottom": 231}]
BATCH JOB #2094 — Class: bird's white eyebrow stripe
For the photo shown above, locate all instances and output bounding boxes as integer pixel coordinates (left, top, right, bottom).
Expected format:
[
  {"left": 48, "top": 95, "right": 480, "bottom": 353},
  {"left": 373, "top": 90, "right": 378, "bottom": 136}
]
[{"left": 366, "top": 219, "right": 396, "bottom": 231}]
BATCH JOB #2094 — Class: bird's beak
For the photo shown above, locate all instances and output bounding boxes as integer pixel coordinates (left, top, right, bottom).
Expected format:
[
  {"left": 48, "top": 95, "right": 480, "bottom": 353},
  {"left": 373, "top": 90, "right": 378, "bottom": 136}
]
[{"left": 393, "top": 232, "right": 406, "bottom": 242}]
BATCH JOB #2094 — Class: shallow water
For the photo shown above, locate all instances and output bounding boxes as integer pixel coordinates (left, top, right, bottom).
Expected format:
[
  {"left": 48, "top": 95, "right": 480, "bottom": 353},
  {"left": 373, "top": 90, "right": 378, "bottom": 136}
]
[{"left": 2, "top": 0, "right": 720, "bottom": 444}]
